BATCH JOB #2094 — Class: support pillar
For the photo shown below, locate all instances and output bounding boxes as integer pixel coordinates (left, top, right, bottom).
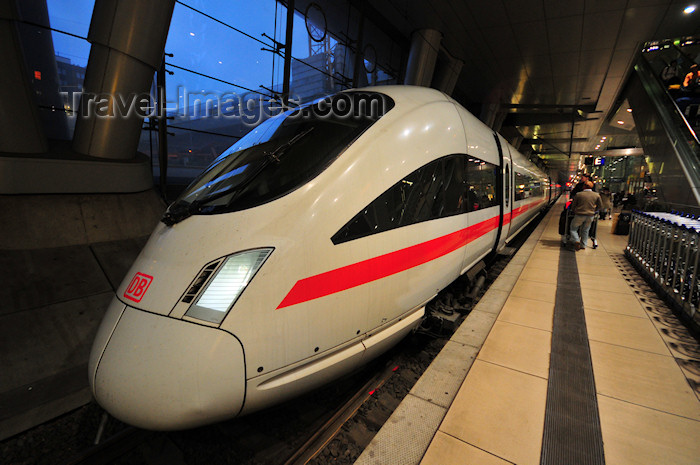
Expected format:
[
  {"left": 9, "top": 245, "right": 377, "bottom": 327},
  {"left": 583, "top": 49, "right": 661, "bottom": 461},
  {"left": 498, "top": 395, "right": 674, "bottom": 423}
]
[
  {"left": 403, "top": 29, "right": 441, "bottom": 87},
  {"left": 0, "top": 0, "right": 48, "bottom": 153},
  {"left": 72, "top": 0, "right": 175, "bottom": 160}
]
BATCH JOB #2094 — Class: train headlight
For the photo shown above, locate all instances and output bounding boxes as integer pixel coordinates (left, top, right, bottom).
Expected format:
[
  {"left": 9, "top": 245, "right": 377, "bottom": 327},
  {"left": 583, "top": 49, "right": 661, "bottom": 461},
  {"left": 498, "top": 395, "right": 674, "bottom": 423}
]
[{"left": 184, "top": 248, "right": 273, "bottom": 324}]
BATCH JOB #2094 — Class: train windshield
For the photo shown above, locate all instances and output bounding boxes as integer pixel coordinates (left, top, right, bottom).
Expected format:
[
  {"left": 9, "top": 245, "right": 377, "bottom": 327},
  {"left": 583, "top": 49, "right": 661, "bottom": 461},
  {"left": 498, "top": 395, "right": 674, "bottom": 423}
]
[{"left": 162, "top": 92, "right": 394, "bottom": 225}]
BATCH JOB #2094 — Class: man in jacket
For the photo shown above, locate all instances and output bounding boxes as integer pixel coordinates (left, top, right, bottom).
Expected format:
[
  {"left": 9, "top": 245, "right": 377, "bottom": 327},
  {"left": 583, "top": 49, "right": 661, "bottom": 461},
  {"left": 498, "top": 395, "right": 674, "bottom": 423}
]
[{"left": 569, "top": 180, "right": 603, "bottom": 250}]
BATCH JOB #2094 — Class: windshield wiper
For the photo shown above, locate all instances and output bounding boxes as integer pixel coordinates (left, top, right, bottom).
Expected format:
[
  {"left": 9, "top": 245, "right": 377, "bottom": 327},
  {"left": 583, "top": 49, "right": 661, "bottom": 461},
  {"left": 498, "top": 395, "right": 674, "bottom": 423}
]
[
  {"left": 208, "top": 126, "right": 315, "bottom": 206},
  {"left": 162, "top": 127, "right": 316, "bottom": 226},
  {"left": 161, "top": 200, "right": 202, "bottom": 226},
  {"left": 266, "top": 126, "right": 314, "bottom": 162}
]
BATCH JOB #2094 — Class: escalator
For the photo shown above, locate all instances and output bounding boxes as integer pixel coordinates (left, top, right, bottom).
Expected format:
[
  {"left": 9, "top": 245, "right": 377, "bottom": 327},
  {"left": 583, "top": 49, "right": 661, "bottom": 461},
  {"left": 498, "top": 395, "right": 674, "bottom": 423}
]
[{"left": 624, "top": 38, "right": 700, "bottom": 209}]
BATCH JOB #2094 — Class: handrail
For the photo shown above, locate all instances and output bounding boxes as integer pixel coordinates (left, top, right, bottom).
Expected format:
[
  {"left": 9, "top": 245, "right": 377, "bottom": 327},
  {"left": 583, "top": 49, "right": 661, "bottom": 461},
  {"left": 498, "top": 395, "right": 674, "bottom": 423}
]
[{"left": 635, "top": 56, "right": 700, "bottom": 200}]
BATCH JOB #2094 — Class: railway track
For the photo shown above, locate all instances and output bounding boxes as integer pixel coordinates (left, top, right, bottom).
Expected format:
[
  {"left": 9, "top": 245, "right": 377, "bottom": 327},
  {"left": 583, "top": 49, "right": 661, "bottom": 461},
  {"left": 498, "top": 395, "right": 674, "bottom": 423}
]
[
  {"left": 64, "top": 427, "right": 151, "bottom": 465},
  {"left": 282, "top": 362, "right": 400, "bottom": 465}
]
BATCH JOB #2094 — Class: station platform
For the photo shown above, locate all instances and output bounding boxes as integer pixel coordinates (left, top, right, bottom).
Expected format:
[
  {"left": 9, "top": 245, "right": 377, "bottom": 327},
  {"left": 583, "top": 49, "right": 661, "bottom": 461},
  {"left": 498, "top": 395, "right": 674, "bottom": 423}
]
[{"left": 356, "top": 198, "right": 700, "bottom": 465}]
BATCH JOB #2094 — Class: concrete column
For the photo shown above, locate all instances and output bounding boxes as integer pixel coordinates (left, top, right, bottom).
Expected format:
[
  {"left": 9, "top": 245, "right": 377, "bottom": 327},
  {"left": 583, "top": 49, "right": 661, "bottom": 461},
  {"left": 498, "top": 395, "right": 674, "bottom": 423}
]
[
  {"left": 432, "top": 50, "right": 463, "bottom": 96},
  {"left": 0, "top": 0, "right": 48, "bottom": 153},
  {"left": 404, "top": 29, "right": 441, "bottom": 87},
  {"left": 73, "top": 0, "right": 175, "bottom": 159}
]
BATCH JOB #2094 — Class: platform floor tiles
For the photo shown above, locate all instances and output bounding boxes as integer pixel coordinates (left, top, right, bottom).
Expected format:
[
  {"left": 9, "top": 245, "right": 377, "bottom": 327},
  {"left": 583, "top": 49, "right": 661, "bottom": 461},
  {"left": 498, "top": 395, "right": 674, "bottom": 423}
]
[{"left": 420, "top": 211, "right": 700, "bottom": 465}]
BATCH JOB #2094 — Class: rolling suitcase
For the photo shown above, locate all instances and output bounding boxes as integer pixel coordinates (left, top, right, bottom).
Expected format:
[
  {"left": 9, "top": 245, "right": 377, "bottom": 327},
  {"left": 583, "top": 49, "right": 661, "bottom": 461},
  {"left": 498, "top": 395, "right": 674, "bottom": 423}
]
[
  {"left": 589, "top": 216, "right": 598, "bottom": 248},
  {"left": 615, "top": 212, "right": 632, "bottom": 235}
]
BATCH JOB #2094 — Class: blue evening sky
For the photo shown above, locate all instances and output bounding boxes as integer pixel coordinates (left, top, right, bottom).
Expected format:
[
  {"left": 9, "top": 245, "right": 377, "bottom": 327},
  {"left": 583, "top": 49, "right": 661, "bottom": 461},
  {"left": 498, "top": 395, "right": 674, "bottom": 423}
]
[{"left": 46, "top": 0, "right": 319, "bottom": 106}]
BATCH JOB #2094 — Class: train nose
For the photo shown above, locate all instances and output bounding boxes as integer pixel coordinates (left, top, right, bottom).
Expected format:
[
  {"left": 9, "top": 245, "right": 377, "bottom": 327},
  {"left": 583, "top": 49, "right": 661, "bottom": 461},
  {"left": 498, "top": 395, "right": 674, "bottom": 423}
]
[{"left": 88, "top": 300, "right": 246, "bottom": 430}]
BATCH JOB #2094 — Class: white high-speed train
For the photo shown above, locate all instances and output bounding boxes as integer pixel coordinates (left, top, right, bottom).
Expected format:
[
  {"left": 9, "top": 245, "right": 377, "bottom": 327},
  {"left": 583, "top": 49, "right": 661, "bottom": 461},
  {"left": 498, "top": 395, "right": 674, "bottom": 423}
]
[{"left": 88, "top": 86, "right": 552, "bottom": 430}]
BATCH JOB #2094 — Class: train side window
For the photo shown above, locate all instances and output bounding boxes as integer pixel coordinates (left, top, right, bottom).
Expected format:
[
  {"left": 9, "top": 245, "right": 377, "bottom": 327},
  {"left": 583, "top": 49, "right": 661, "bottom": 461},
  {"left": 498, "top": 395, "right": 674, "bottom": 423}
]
[
  {"left": 531, "top": 181, "right": 543, "bottom": 197},
  {"left": 465, "top": 157, "right": 499, "bottom": 211},
  {"left": 332, "top": 155, "right": 468, "bottom": 244},
  {"left": 514, "top": 172, "right": 530, "bottom": 201}
]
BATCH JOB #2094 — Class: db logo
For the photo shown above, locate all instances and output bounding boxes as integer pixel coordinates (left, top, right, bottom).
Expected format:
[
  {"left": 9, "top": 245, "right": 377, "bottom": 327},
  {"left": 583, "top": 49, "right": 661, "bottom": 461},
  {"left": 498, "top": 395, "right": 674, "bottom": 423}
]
[{"left": 123, "top": 272, "right": 153, "bottom": 303}]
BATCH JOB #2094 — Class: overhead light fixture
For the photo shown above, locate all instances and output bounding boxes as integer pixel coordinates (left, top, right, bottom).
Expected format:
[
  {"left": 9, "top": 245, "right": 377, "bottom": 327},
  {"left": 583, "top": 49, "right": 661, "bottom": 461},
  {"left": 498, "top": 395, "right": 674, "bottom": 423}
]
[
  {"left": 602, "top": 136, "right": 607, "bottom": 140},
  {"left": 684, "top": 5, "right": 696, "bottom": 14},
  {"left": 627, "top": 108, "right": 633, "bottom": 112},
  {"left": 617, "top": 120, "right": 625, "bottom": 125}
]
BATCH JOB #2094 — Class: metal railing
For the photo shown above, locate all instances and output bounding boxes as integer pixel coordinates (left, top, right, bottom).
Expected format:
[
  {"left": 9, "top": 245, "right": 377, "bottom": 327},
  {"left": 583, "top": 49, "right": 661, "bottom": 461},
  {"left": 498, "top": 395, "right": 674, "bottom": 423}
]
[{"left": 626, "top": 210, "right": 700, "bottom": 331}]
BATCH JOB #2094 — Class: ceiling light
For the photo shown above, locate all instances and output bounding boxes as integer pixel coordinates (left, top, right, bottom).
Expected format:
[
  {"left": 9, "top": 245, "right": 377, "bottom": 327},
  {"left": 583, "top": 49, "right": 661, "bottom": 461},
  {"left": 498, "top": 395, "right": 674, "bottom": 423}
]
[
  {"left": 602, "top": 136, "right": 607, "bottom": 140},
  {"left": 617, "top": 120, "right": 625, "bottom": 125},
  {"left": 684, "top": 5, "right": 696, "bottom": 14},
  {"left": 627, "top": 108, "right": 633, "bottom": 112}
]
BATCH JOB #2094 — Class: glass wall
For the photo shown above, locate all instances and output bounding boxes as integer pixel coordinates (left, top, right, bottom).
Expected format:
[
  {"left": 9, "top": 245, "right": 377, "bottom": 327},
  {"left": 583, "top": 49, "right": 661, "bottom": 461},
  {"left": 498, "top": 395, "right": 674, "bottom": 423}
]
[
  {"left": 17, "top": 0, "right": 406, "bottom": 198},
  {"left": 290, "top": 2, "right": 358, "bottom": 101},
  {"left": 19, "top": 0, "right": 95, "bottom": 139},
  {"left": 152, "top": 0, "right": 405, "bottom": 197},
  {"left": 150, "top": 0, "right": 286, "bottom": 192}
]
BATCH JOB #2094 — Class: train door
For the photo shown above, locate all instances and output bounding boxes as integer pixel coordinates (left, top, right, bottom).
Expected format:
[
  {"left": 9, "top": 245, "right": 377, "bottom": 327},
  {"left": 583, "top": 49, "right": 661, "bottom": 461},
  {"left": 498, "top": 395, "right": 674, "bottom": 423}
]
[
  {"left": 454, "top": 105, "right": 501, "bottom": 274},
  {"left": 494, "top": 134, "right": 512, "bottom": 250},
  {"left": 504, "top": 162, "right": 512, "bottom": 237}
]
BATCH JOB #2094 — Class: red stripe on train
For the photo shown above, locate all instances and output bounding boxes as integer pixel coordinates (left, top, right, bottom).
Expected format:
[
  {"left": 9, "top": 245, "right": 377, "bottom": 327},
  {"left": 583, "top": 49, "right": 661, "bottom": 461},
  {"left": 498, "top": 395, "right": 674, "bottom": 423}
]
[{"left": 277, "top": 198, "right": 543, "bottom": 309}]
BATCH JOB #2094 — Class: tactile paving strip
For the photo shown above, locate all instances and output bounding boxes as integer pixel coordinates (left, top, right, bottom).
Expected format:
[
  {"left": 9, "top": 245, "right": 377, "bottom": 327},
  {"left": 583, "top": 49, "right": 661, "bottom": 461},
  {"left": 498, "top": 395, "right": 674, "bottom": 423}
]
[{"left": 540, "top": 250, "right": 605, "bottom": 465}]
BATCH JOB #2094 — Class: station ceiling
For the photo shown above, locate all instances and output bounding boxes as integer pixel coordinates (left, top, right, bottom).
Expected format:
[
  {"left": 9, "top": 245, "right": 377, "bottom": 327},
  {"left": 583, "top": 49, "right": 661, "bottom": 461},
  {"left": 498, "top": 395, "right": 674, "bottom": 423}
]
[{"left": 368, "top": 0, "right": 700, "bottom": 179}]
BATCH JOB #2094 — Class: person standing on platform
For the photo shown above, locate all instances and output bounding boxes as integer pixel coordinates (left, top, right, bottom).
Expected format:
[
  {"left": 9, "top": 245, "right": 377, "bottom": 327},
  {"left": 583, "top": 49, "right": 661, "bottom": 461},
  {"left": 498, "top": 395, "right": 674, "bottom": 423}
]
[
  {"left": 599, "top": 187, "right": 612, "bottom": 220},
  {"left": 569, "top": 180, "right": 603, "bottom": 250},
  {"left": 571, "top": 173, "right": 596, "bottom": 197}
]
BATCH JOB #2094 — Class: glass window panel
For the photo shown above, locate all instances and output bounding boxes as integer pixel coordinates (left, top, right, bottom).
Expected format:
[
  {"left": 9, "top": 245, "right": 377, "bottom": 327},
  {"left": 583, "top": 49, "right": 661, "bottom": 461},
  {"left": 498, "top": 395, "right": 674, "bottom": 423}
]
[
  {"left": 332, "top": 155, "right": 469, "bottom": 244},
  {"left": 165, "top": 1, "right": 281, "bottom": 105},
  {"left": 46, "top": 0, "right": 95, "bottom": 66},
  {"left": 161, "top": 1, "right": 289, "bottom": 193},
  {"left": 46, "top": 0, "right": 94, "bottom": 40},
  {"left": 164, "top": 92, "right": 394, "bottom": 220},
  {"left": 153, "top": 125, "right": 241, "bottom": 194},
  {"left": 18, "top": 1, "right": 94, "bottom": 140},
  {"left": 514, "top": 171, "right": 531, "bottom": 201},
  {"left": 290, "top": 9, "right": 349, "bottom": 102},
  {"left": 376, "top": 67, "right": 397, "bottom": 86},
  {"left": 178, "top": 0, "right": 278, "bottom": 38},
  {"left": 362, "top": 20, "right": 402, "bottom": 82},
  {"left": 466, "top": 158, "right": 499, "bottom": 211},
  {"left": 162, "top": 64, "right": 276, "bottom": 190}
]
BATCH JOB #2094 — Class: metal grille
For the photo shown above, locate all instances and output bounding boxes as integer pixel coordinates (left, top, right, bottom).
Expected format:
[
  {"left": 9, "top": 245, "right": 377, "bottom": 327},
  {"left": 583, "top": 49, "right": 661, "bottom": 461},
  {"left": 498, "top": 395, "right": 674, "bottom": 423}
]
[
  {"left": 181, "top": 260, "right": 222, "bottom": 303},
  {"left": 540, "top": 250, "right": 605, "bottom": 465}
]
